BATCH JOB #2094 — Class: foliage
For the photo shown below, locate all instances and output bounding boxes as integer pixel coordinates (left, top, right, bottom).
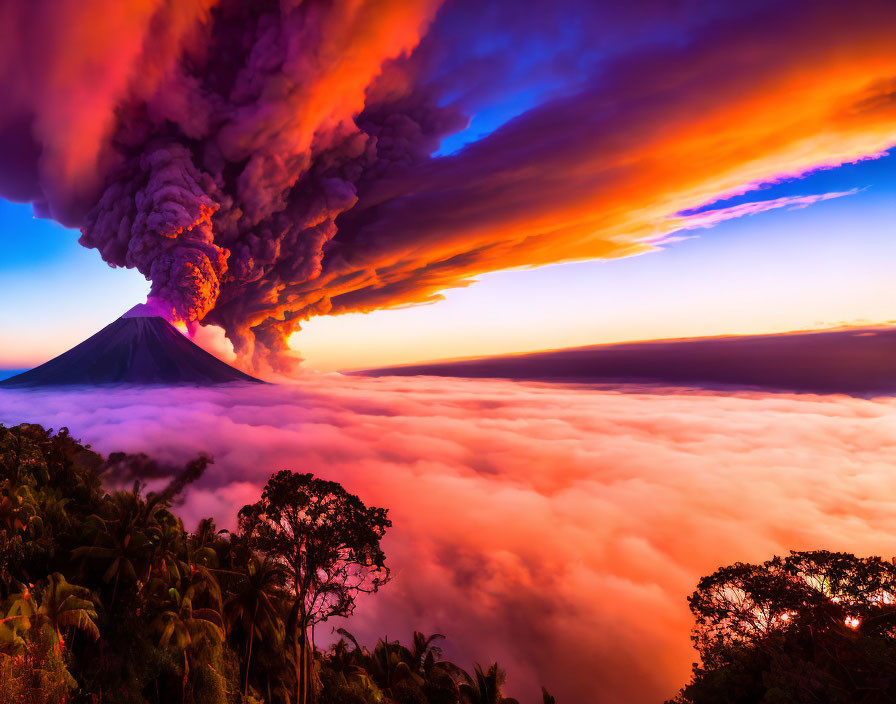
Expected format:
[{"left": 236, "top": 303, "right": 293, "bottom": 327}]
[
  {"left": 239, "top": 471, "right": 391, "bottom": 704},
  {"left": 670, "top": 550, "right": 896, "bottom": 703},
  {"left": 0, "top": 423, "right": 542, "bottom": 704}
]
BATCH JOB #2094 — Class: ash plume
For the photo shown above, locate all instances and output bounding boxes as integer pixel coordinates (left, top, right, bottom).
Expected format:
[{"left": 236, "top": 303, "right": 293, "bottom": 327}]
[
  {"left": 2, "top": 0, "right": 896, "bottom": 372},
  {"left": 1, "top": 0, "right": 446, "bottom": 371}
]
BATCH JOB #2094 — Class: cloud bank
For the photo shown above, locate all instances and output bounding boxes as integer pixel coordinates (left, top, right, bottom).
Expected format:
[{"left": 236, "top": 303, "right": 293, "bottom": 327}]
[
  {"left": 2, "top": 0, "right": 896, "bottom": 369},
  {"left": 358, "top": 326, "right": 896, "bottom": 396},
  {"left": 3, "top": 377, "right": 896, "bottom": 702}
]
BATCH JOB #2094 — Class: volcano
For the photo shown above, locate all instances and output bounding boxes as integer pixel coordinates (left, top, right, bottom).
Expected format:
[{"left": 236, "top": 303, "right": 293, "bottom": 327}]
[{"left": 0, "top": 313, "right": 263, "bottom": 387}]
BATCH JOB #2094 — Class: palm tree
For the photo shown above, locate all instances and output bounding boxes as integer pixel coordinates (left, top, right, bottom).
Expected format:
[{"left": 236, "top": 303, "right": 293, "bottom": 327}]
[
  {"left": 151, "top": 585, "right": 225, "bottom": 701},
  {"left": 0, "top": 572, "right": 100, "bottom": 701},
  {"left": 408, "top": 631, "right": 463, "bottom": 702},
  {"left": 370, "top": 636, "right": 421, "bottom": 693},
  {"left": 193, "top": 517, "right": 220, "bottom": 549},
  {"left": 6, "top": 572, "right": 100, "bottom": 648},
  {"left": 411, "top": 631, "right": 445, "bottom": 674},
  {"left": 150, "top": 510, "right": 189, "bottom": 586},
  {"left": 326, "top": 631, "right": 391, "bottom": 703},
  {"left": 458, "top": 663, "right": 520, "bottom": 704},
  {"left": 224, "top": 555, "right": 286, "bottom": 695},
  {"left": 72, "top": 485, "right": 160, "bottom": 603}
]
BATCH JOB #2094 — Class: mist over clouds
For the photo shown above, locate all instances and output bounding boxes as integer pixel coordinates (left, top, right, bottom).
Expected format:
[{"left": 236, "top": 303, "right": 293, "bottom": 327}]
[
  {"left": 3, "top": 377, "right": 896, "bottom": 702},
  {"left": 2, "top": 0, "right": 896, "bottom": 370}
]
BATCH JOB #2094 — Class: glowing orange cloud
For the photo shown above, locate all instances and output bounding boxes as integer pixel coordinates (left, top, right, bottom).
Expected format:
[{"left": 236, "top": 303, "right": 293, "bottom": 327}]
[
  {"left": 304, "top": 2, "right": 896, "bottom": 328},
  {"left": 0, "top": 0, "right": 217, "bottom": 219}
]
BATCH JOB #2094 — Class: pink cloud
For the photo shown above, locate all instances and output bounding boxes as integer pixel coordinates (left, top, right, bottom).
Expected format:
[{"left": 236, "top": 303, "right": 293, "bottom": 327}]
[
  {"left": 674, "top": 189, "right": 860, "bottom": 231},
  {"left": 3, "top": 377, "right": 896, "bottom": 702}
]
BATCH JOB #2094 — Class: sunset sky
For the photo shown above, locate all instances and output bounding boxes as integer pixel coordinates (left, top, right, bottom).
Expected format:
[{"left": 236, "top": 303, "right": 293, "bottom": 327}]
[
  {"left": 2, "top": 0, "right": 896, "bottom": 373},
  {"left": 2, "top": 150, "right": 895, "bottom": 371}
]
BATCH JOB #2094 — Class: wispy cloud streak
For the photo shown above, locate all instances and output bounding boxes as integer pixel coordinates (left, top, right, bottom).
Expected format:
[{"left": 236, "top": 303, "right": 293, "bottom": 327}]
[{"left": 673, "top": 189, "right": 861, "bottom": 231}]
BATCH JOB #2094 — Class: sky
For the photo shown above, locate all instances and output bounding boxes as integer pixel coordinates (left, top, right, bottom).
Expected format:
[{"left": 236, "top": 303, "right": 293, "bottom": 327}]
[
  {"left": 2, "top": 151, "right": 895, "bottom": 371},
  {"left": 296, "top": 157, "right": 896, "bottom": 370},
  {"left": 2, "top": 0, "right": 896, "bottom": 373}
]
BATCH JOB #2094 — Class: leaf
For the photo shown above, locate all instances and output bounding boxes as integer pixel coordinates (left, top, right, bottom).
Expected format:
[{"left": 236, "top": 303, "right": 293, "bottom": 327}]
[{"left": 103, "top": 557, "right": 121, "bottom": 583}]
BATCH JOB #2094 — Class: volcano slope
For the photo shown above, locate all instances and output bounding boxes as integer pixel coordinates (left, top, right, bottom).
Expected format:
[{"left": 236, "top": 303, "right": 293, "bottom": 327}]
[{"left": 0, "top": 316, "right": 262, "bottom": 387}]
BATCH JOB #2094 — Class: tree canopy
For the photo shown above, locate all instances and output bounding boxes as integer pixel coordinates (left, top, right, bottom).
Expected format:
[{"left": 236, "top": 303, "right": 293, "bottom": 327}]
[
  {"left": 670, "top": 550, "right": 896, "bottom": 703},
  {"left": 239, "top": 470, "right": 391, "bottom": 704}
]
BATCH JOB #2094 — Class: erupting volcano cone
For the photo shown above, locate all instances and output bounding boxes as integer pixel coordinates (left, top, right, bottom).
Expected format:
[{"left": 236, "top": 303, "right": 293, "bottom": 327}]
[{"left": 1, "top": 309, "right": 263, "bottom": 387}]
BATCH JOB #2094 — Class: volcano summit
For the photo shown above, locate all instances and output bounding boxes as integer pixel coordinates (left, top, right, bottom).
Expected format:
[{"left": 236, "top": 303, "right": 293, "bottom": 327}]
[{"left": 0, "top": 312, "right": 262, "bottom": 388}]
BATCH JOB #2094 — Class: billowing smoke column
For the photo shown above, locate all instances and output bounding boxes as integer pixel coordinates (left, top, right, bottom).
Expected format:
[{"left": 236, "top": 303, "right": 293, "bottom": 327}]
[
  {"left": 82, "top": 143, "right": 225, "bottom": 322},
  {"left": 3, "top": 0, "right": 896, "bottom": 371},
  {"left": 72, "top": 0, "right": 451, "bottom": 370},
  {"left": 0, "top": 0, "right": 449, "bottom": 370}
]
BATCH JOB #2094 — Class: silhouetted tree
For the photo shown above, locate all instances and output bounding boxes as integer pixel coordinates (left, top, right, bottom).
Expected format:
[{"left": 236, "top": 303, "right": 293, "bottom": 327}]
[
  {"left": 225, "top": 555, "right": 287, "bottom": 696},
  {"left": 456, "top": 663, "right": 520, "bottom": 704},
  {"left": 670, "top": 550, "right": 896, "bottom": 703},
  {"left": 238, "top": 471, "right": 391, "bottom": 704},
  {"left": 151, "top": 578, "right": 225, "bottom": 702}
]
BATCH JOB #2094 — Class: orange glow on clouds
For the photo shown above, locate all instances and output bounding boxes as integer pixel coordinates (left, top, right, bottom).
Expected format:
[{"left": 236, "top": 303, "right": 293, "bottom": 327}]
[
  {"left": 292, "top": 2, "right": 896, "bottom": 332},
  {"left": 289, "top": 187, "right": 896, "bottom": 372}
]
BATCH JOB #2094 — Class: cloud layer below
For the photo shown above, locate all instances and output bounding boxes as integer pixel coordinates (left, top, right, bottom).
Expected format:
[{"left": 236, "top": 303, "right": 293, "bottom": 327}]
[{"left": 3, "top": 377, "right": 896, "bottom": 702}]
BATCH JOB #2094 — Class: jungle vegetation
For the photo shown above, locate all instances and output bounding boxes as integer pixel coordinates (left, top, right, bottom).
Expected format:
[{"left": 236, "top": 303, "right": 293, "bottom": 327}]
[{"left": 0, "top": 423, "right": 548, "bottom": 704}]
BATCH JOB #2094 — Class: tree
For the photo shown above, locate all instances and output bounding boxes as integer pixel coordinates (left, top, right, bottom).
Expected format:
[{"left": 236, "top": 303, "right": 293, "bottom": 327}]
[
  {"left": 1, "top": 572, "right": 100, "bottom": 702},
  {"left": 151, "top": 581, "right": 225, "bottom": 702},
  {"left": 2, "top": 424, "right": 547, "bottom": 704},
  {"left": 238, "top": 471, "right": 391, "bottom": 704},
  {"left": 7, "top": 572, "right": 100, "bottom": 647},
  {"left": 458, "top": 663, "right": 520, "bottom": 704},
  {"left": 410, "top": 631, "right": 445, "bottom": 674},
  {"left": 671, "top": 550, "right": 896, "bottom": 703},
  {"left": 368, "top": 636, "right": 421, "bottom": 695},
  {"left": 72, "top": 484, "right": 161, "bottom": 605},
  {"left": 225, "top": 555, "right": 287, "bottom": 696}
]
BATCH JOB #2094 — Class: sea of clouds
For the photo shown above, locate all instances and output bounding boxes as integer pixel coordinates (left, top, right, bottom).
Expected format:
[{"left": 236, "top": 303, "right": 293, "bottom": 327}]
[{"left": 3, "top": 376, "right": 896, "bottom": 703}]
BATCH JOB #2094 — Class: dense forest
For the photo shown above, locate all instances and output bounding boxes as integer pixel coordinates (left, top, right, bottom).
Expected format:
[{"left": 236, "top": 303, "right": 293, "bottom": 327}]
[{"left": 0, "top": 423, "right": 549, "bottom": 704}]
